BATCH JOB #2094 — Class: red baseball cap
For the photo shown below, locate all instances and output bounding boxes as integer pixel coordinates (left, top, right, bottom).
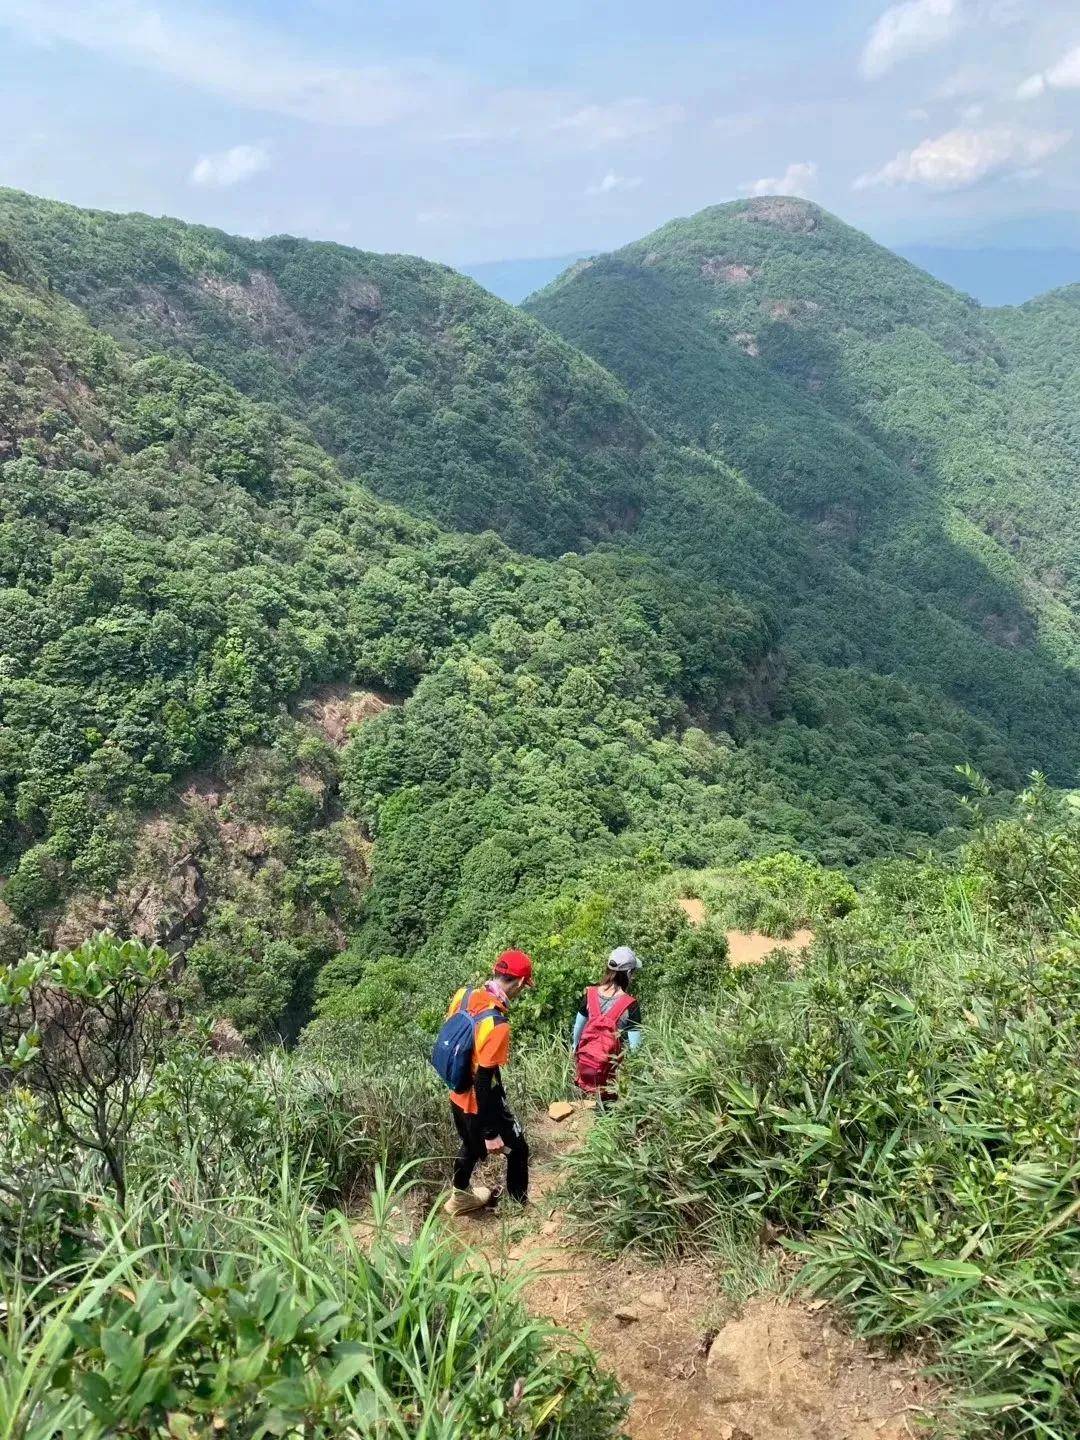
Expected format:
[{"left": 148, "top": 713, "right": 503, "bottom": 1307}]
[{"left": 494, "top": 949, "right": 534, "bottom": 987}]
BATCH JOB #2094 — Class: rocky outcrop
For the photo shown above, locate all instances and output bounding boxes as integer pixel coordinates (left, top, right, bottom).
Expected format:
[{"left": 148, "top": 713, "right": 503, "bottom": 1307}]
[
  {"left": 701, "top": 258, "right": 758, "bottom": 285},
  {"left": 197, "top": 270, "right": 312, "bottom": 356},
  {"left": 737, "top": 197, "right": 822, "bottom": 233},
  {"left": 53, "top": 848, "right": 207, "bottom": 953},
  {"left": 338, "top": 277, "right": 382, "bottom": 333},
  {"left": 209, "top": 1018, "right": 250, "bottom": 1058}
]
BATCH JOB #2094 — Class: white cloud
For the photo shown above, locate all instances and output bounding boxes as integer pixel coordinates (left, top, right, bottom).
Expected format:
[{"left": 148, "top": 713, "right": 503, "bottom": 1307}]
[
  {"left": 738, "top": 161, "right": 818, "bottom": 199},
  {"left": 190, "top": 144, "right": 269, "bottom": 188},
  {"left": 586, "top": 171, "right": 643, "bottom": 195},
  {"left": 855, "top": 125, "right": 1070, "bottom": 189},
  {"left": 549, "top": 99, "right": 684, "bottom": 147},
  {"left": 1019, "top": 44, "right": 1080, "bottom": 100},
  {"left": 0, "top": 0, "right": 426, "bottom": 126},
  {"left": 860, "top": 0, "right": 963, "bottom": 80}
]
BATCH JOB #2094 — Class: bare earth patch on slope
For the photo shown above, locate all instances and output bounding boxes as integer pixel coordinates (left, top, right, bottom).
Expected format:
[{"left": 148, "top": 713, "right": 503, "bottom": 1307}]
[
  {"left": 675, "top": 895, "right": 815, "bottom": 967},
  {"left": 295, "top": 684, "right": 398, "bottom": 748}
]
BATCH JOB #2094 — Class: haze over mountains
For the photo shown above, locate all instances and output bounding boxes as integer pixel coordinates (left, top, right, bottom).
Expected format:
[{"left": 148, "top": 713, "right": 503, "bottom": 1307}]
[{"left": 464, "top": 242, "right": 1080, "bottom": 308}]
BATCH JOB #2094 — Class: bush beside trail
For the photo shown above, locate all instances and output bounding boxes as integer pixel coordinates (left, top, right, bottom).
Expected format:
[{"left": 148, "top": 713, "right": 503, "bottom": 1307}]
[
  {"left": 0, "top": 935, "right": 624, "bottom": 1438},
  {"left": 565, "top": 781, "right": 1080, "bottom": 1437}
]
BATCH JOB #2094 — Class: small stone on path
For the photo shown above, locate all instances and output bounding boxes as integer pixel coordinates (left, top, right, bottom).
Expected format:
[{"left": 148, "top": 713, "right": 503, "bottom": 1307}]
[{"left": 548, "top": 1100, "right": 575, "bottom": 1122}]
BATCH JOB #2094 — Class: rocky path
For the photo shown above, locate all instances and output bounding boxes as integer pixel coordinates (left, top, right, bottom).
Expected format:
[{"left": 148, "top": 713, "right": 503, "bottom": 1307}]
[{"left": 454, "top": 1106, "right": 937, "bottom": 1440}]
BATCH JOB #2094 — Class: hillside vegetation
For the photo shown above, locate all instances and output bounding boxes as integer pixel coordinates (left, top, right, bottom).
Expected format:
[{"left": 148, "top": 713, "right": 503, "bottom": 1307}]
[
  {"left": 2, "top": 189, "right": 1080, "bottom": 1436},
  {"left": 4, "top": 191, "right": 1080, "bottom": 828},
  {"left": 526, "top": 196, "right": 1080, "bottom": 665},
  {"left": 0, "top": 187, "right": 651, "bottom": 558}
]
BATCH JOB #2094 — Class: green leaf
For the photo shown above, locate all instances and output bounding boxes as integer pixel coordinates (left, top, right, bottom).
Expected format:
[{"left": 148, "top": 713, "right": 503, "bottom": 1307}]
[
  {"left": 324, "top": 1342, "right": 372, "bottom": 1394},
  {"left": 910, "top": 1258, "right": 983, "bottom": 1280},
  {"left": 261, "top": 1377, "right": 309, "bottom": 1411},
  {"left": 956, "top": 1393, "right": 1024, "bottom": 1412},
  {"left": 76, "top": 1372, "right": 116, "bottom": 1425}
]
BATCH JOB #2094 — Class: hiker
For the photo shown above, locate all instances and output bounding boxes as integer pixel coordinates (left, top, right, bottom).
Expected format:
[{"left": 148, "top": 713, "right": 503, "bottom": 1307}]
[
  {"left": 572, "top": 945, "right": 643, "bottom": 1100},
  {"left": 431, "top": 949, "right": 533, "bottom": 1215}
]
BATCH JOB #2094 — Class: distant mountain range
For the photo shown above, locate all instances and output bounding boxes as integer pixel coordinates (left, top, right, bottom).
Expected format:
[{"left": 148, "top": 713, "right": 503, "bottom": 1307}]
[
  {"left": 462, "top": 243, "right": 1080, "bottom": 307},
  {"left": 459, "top": 253, "right": 594, "bottom": 303}
]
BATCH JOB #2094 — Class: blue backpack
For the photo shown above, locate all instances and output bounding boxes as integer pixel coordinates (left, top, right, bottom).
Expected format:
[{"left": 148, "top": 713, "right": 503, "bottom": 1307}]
[{"left": 431, "top": 988, "right": 501, "bottom": 1091}]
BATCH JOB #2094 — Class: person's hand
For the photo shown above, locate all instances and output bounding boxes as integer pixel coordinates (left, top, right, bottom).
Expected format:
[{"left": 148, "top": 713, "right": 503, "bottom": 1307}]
[{"left": 485, "top": 1137, "right": 505, "bottom": 1154}]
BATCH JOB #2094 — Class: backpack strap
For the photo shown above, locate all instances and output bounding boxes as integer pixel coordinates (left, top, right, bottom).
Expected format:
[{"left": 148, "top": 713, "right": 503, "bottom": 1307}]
[
  {"left": 606, "top": 992, "right": 636, "bottom": 1028},
  {"left": 587, "top": 987, "right": 635, "bottom": 1027}
]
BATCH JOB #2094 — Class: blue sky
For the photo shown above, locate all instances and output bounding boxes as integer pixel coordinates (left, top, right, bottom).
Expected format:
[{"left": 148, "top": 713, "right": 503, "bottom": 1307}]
[{"left": 2, "top": 0, "right": 1080, "bottom": 262}]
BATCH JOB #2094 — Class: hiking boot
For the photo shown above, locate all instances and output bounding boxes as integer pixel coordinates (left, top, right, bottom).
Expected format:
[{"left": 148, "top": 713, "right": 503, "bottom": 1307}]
[{"left": 444, "top": 1185, "right": 492, "bottom": 1216}]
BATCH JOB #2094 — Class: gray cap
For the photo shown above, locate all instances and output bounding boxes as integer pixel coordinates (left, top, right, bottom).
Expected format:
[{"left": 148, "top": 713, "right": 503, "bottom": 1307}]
[{"left": 607, "top": 945, "right": 641, "bottom": 973}]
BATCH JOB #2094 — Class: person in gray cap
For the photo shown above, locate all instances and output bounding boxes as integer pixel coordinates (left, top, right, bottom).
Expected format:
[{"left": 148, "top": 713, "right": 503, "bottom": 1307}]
[{"left": 571, "top": 946, "right": 643, "bottom": 1100}]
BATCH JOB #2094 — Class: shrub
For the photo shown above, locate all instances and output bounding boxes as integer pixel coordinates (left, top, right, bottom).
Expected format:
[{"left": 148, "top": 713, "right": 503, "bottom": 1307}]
[
  {"left": 0, "top": 934, "right": 172, "bottom": 1202},
  {"left": 565, "top": 804, "right": 1080, "bottom": 1437},
  {"left": 0, "top": 1171, "right": 626, "bottom": 1439}
]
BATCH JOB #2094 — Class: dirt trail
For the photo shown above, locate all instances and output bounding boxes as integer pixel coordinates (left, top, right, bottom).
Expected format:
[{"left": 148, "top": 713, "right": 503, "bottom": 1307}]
[{"left": 451, "top": 1107, "right": 934, "bottom": 1440}]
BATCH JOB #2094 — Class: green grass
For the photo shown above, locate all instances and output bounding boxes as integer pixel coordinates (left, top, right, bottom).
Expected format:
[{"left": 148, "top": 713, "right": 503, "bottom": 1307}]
[
  {"left": 563, "top": 792, "right": 1080, "bottom": 1437},
  {"left": 0, "top": 1159, "right": 625, "bottom": 1439}
]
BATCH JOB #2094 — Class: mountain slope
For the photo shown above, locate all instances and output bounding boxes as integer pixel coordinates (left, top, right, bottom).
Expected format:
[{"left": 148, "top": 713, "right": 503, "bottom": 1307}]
[
  {"left": 525, "top": 196, "right": 1080, "bottom": 654},
  {"left": 8, "top": 184, "right": 1080, "bottom": 990},
  {"left": 988, "top": 285, "right": 1080, "bottom": 602},
  {"left": 4, "top": 190, "right": 1080, "bottom": 800},
  {"left": 0, "top": 188, "right": 650, "bottom": 557}
]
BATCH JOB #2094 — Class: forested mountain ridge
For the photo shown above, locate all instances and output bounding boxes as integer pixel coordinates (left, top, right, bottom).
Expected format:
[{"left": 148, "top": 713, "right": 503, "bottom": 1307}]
[
  {"left": 4, "top": 234, "right": 827, "bottom": 1017},
  {"left": 988, "top": 283, "right": 1080, "bottom": 602},
  {"left": 525, "top": 195, "right": 1080, "bottom": 651},
  {"left": 3, "top": 188, "right": 1080, "bottom": 1033},
  {"left": 3, "top": 187, "right": 1079, "bottom": 790},
  {"left": 0, "top": 187, "right": 651, "bottom": 557}
]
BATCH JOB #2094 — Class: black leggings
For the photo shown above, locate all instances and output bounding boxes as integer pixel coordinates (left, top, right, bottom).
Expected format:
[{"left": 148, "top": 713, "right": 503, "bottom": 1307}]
[{"left": 451, "top": 1096, "right": 529, "bottom": 1202}]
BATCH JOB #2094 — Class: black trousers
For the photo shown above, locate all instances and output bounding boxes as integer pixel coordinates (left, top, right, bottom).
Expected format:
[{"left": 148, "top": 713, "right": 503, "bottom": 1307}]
[{"left": 451, "top": 1095, "right": 529, "bottom": 1202}]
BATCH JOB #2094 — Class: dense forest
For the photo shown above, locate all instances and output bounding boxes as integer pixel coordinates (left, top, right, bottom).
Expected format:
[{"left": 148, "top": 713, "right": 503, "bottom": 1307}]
[{"left": 2, "top": 189, "right": 1080, "bottom": 1437}]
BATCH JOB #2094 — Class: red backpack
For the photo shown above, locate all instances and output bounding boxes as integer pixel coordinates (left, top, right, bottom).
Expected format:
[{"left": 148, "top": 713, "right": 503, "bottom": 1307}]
[{"left": 574, "top": 987, "right": 636, "bottom": 1094}]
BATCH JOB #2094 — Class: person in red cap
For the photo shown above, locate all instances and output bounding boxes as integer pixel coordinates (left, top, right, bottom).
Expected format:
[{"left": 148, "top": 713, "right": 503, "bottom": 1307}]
[{"left": 442, "top": 949, "right": 533, "bottom": 1215}]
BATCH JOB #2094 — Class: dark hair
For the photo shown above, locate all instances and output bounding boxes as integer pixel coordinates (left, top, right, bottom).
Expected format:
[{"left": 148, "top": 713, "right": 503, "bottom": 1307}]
[{"left": 604, "top": 967, "right": 630, "bottom": 991}]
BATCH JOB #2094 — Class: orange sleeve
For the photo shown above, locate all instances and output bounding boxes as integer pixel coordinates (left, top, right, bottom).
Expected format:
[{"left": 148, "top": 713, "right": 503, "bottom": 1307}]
[
  {"left": 474, "top": 1015, "right": 510, "bottom": 1069},
  {"left": 446, "top": 986, "right": 466, "bottom": 1020}
]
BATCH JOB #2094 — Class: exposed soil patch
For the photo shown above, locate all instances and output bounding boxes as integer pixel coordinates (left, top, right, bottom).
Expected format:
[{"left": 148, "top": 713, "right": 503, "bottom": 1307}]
[
  {"left": 676, "top": 897, "right": 814, "bottom": 967},
  {"left": 677, "top": 896, "right": 707, "bottom": 926},
  {"left": 726, "top": 928, "right": 814, "bottom": 968},
  {"left": 295, "top": 684, "right": 398, "bottom": 748}
]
